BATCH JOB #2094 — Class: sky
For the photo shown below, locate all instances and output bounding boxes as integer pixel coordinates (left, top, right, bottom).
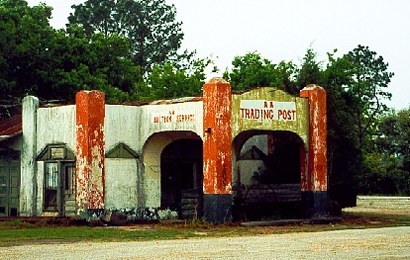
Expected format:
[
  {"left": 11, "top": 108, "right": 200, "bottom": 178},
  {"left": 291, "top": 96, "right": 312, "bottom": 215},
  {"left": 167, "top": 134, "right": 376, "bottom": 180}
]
[{"left": 26, "top": 0, "right": 410, "bottom": 110}]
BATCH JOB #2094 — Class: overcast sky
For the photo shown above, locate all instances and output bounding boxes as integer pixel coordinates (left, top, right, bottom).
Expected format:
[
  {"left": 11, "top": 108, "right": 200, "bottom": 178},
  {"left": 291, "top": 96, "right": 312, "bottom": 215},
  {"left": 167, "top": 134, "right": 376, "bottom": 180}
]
[{"left": 27, "top": 0, "right": 409, "bottom": 110}]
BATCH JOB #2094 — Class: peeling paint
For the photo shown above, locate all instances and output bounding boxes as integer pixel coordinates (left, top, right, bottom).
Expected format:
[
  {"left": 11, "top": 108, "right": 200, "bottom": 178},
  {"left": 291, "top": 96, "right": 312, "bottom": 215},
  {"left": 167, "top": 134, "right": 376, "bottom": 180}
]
[
  {"left": 20, "top": 96, "right": 39, "bottom": 216},
  {"left": 300, "top": 85, "right": 327, "bottom": 192},
  {"left": 203, "top": 78, "right": 232, "bottom": 195},
  {"left": 75, "top": 91, "right": 105, "bottom": 212}
]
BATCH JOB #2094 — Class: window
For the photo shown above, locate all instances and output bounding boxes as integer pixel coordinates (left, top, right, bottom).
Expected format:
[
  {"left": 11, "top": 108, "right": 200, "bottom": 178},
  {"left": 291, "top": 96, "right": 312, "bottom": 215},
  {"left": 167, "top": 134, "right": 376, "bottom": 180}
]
[
  {"left": 64, "top": 166, "right": 75, "bottom": 195},
  {"left": 45, "top": 162, "right": 59, "bottom": 189}
]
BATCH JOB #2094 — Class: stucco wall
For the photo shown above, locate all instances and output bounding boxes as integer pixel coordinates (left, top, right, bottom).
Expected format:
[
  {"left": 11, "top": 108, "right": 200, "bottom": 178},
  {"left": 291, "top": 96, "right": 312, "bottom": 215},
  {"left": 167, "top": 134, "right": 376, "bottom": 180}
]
[
  {"left": 137, "top": 101, "right": 203, "bottom": 150},
  {"left": 36, "top": 105, "right": 76, "bottom": 154},
  {"left": 104, "top": 105, "right": 141, "bottom": 209},
  {"left": 105, "top": 158, "right": 138, "bottom": 209},
  {"left": 105, "top": 105, "right": 140, "bottom": 152}
]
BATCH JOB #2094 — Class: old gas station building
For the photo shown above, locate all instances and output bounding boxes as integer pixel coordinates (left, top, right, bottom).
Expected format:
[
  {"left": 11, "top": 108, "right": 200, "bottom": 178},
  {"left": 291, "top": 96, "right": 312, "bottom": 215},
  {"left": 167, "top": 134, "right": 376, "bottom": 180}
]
[{"left": 0, "top": 78, "right": 327, "bottom": 223}]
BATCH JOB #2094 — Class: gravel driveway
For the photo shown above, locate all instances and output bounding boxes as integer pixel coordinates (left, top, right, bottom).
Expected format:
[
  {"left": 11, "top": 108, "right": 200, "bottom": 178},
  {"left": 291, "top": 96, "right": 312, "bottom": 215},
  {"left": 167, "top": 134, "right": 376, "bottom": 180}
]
[{"left": 2, "top": 226, "right": 410, "bottom": 259}]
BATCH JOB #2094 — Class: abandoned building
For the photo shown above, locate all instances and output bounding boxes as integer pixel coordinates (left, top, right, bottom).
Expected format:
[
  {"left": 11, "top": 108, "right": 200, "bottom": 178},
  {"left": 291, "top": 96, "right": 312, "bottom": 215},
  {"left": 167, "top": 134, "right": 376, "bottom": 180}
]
[{"left": 0, "top": 78, "right": 328, "bottom": 223}]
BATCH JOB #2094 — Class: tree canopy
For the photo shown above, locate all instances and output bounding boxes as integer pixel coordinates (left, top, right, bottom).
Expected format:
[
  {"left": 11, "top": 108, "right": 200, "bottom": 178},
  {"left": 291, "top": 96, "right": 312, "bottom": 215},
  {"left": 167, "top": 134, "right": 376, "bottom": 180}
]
[
  {"left": 68, "top": 0, "right": 187, "bottom": 74},
  {"left": 0, "top": 0, "right": 206, "bottom": 111},
  {"left": 360, "top": 107, "right": 410, "bottom": 195}
]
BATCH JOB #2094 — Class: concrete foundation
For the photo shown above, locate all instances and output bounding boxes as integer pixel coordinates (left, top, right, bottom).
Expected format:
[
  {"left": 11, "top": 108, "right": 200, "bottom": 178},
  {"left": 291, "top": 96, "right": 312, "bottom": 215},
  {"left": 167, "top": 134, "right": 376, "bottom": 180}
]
[
  {"left": 301, "top": 191, "right": 328, "bottom": 218},
  {"left": 203, "top": 194, "right": 232, "bottom": 224}
]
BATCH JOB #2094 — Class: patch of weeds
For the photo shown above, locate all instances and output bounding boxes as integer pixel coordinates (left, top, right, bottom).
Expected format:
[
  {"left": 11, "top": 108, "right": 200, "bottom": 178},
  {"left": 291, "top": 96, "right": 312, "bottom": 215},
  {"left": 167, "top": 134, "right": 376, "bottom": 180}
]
[{"left": 0, "top": 220, "right": 35, "bottom": 229}]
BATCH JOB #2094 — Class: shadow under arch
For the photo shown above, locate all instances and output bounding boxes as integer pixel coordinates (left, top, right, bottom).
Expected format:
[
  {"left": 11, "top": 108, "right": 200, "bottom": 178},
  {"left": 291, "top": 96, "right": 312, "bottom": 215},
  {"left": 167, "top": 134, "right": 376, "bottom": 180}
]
[
  {"left": 161, "top": 138, "right": 203, "bottom": 219},
  {"left": 141, "top": 131, "right": 202, "bottom": 216},
  {"left": 232, "top": 129, "right": 307, "bottom": 221}
]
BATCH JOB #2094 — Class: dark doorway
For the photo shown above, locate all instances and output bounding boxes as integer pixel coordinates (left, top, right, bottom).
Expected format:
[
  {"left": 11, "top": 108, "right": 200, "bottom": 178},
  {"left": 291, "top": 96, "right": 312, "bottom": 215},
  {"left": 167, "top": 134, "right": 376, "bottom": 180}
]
[
  {"left": 44, "top": 161, "right": 75, "bottom": 216},
  {"left": 233, "top": 131, "right": 305, "bottom": 221},
  {"left": 161, "top": 139, "right": 203, "bottom": 219},
  {"left": 0, "top": 151, "right": 20, "bottom": 217}
]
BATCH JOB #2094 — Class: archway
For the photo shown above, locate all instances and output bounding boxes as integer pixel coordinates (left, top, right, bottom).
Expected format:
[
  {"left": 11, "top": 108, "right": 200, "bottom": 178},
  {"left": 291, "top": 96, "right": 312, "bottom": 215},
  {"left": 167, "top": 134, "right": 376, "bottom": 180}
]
[
  {"left": 161, "top": 139, "right": 203, "bottom": 218},
  {"left": 141, "top": 131, "right": 202, "bottom": 218},
  {"left": 232, "top": 130, "right": 306, "bottom": 221}
]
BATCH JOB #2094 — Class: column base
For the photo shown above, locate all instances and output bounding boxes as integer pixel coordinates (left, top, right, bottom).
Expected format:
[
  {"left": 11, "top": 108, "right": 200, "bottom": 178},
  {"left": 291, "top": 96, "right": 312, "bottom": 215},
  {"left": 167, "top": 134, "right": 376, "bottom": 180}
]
[
  {"left": 301, "top": 191, "right": 328, "bottom": 218},
  {"left": 203, "top": 194, "right": 232, "bottom": 224}
]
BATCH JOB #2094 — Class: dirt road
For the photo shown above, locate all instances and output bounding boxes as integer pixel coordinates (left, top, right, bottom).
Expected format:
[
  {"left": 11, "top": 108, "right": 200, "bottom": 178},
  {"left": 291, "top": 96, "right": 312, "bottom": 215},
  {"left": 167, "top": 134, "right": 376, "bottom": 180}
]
[{"left": 2, "top": 226, "right": 410, "bottom": 259}]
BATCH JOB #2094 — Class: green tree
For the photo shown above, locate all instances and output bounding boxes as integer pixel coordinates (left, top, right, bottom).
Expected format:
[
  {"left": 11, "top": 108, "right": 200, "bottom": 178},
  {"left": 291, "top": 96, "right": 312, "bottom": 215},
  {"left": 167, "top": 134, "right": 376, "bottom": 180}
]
[
  {"left": 360, "top": 108, "right": 410, "bottom": 195},
  {"left": 0, "top": 0, "right": 54, "bottom": 99},
  {"left": 52, "top": 25, "right": 142, "bottom": 103},
  {"left": 319, "top": 46, "right": 395, "bottom": 201},
  {"left": 139, "top": 58, "right": 210, "bottom": 101},
  {"left": 223, "top": 52, "right": 297, "bottom": 93},
  {"left": 296, "top": 48, "right": 323, "bottom": 90},
  {"left": 375, "top": 108, "right": 410, "bottom": 160},
  {"left": 322, "top": 50, "right": 362, "bottom": 206},
  {"left": 346, "top": 45, "right": 394, "bottom": 149},
  {"left": 0, "top": 0, "right": 142, "bottom": 108},
  {"left": 68, "top": 0, "right": 187, "bottom": 74}
]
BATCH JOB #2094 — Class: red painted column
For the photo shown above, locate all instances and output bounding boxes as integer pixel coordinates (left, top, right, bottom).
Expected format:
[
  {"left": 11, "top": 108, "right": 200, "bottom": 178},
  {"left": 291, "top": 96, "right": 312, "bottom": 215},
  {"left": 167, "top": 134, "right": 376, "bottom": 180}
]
[
  {"left": 202, "top": 78, "right": 232, "bottom": 223},
  {"left": 300, "top": 85, "right": 327, "bottom": 217},
  {"left": 203, "top": 78, "right": 232, "bottom": 194},
  {"left": 76, "top": 90, "right": 105, "bottom": 215}
]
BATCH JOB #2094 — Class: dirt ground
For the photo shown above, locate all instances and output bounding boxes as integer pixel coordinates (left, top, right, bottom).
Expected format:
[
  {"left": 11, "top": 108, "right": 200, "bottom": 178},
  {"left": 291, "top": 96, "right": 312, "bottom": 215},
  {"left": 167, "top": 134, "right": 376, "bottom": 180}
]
[
  {"left": 2, "top": 225, "right": 410, "bottom": 259},
  {"left": 1, "top": 198, "right": 409, "bottom": 259}
]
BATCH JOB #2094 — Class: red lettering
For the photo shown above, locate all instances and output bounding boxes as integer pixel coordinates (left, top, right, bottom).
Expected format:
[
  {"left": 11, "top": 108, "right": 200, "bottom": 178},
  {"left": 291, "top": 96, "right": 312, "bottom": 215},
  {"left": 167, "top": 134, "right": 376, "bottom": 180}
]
[
  {"left": 278, "top": 110, "right": 283, "bottom": 119},
  {"left": 268, "top": 109, "right": 274, "bottom": 119},
  {"left": 176, "top": 114, "right": 195, "bottom": 122},
  {"left": 277, "top": 109, "right": 297, "bottom": 120},
  {"left": 292, "top": 110, "right": 296, "bottom": 120},
  {"left": 245, "top": 109, "right": 250, "bottom": 119},
  {"left": 262, "top": 110, "right": 268, "bottom": 119},
  {"left": 254, "top": 109, "right": 260, "bottom": 119},
  {"left": 240, "top": 108, "right": 246, "bottom": 118}
]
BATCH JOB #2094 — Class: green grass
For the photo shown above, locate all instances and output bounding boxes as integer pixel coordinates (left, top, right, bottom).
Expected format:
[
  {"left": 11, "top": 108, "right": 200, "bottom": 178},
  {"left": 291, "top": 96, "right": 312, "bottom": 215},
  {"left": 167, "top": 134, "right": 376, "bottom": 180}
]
[
  {"left": 0, "top": 211, "right": 409, "bottom": 247},
  {"left": 0, "top": 225, "right": 206, "bottom": 246}
]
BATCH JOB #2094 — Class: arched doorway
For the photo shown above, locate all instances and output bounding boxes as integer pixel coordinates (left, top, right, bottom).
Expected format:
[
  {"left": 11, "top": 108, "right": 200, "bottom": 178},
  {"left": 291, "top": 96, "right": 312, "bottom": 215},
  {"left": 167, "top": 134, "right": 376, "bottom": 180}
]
[
  {"left": 161, "top": 139, "right": 203, "bottom": 219},
  {"left": 232, "top": 130, "right": 306, "bottom": 221}
]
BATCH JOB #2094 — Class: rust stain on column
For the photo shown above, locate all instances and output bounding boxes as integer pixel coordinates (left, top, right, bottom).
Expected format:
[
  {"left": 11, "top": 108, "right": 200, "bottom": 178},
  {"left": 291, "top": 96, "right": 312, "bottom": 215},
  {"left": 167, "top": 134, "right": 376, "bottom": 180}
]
[
  {"left": 300, "top": 144, "right": 309, "bottom": 191},
  {"left": 300, "top": 85, "right": 327, "bottom": 192},
  {"left": 203, "top": 78, "right": 232, "bottom": 194},
  {"left": 76, "top": 90, "right": 105, "bottom": 212}
]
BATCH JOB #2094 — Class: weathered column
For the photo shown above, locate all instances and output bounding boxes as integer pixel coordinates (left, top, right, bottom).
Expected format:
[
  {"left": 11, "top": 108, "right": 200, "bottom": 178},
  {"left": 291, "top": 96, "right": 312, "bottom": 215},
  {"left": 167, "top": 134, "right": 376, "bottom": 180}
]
[
  {"left": 20, "top": 96, "right": 39, "bottom": 216},
  {"left": 300, "top": 144, "right": 309, "bottom": 192},
  {"left": 300, "top": 85, "right": 328, "bottom": 218},
  {"left": 75, "top": 90, "right": 105, "bottom": 217},
  {"left": 202, "top": 78, "right": 233, "bottom": 223}
]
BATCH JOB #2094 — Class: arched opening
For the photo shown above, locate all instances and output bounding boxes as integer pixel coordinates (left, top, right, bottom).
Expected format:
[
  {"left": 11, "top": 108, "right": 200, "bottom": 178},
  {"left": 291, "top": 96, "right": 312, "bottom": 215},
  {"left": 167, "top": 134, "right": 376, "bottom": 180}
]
[
  {"left": 161, "top": 138, "right": 203, "bottom": 219},
  {"left": 232, "top": 130, "right": 306, "bottom": 221}
]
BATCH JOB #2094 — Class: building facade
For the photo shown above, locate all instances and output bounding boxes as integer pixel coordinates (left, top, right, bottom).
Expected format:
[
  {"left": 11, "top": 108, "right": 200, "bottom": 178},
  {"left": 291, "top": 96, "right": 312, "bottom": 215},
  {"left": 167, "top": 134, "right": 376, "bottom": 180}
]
[{"left": 0, "top": 78, "right": 327, "bottom": 223}]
